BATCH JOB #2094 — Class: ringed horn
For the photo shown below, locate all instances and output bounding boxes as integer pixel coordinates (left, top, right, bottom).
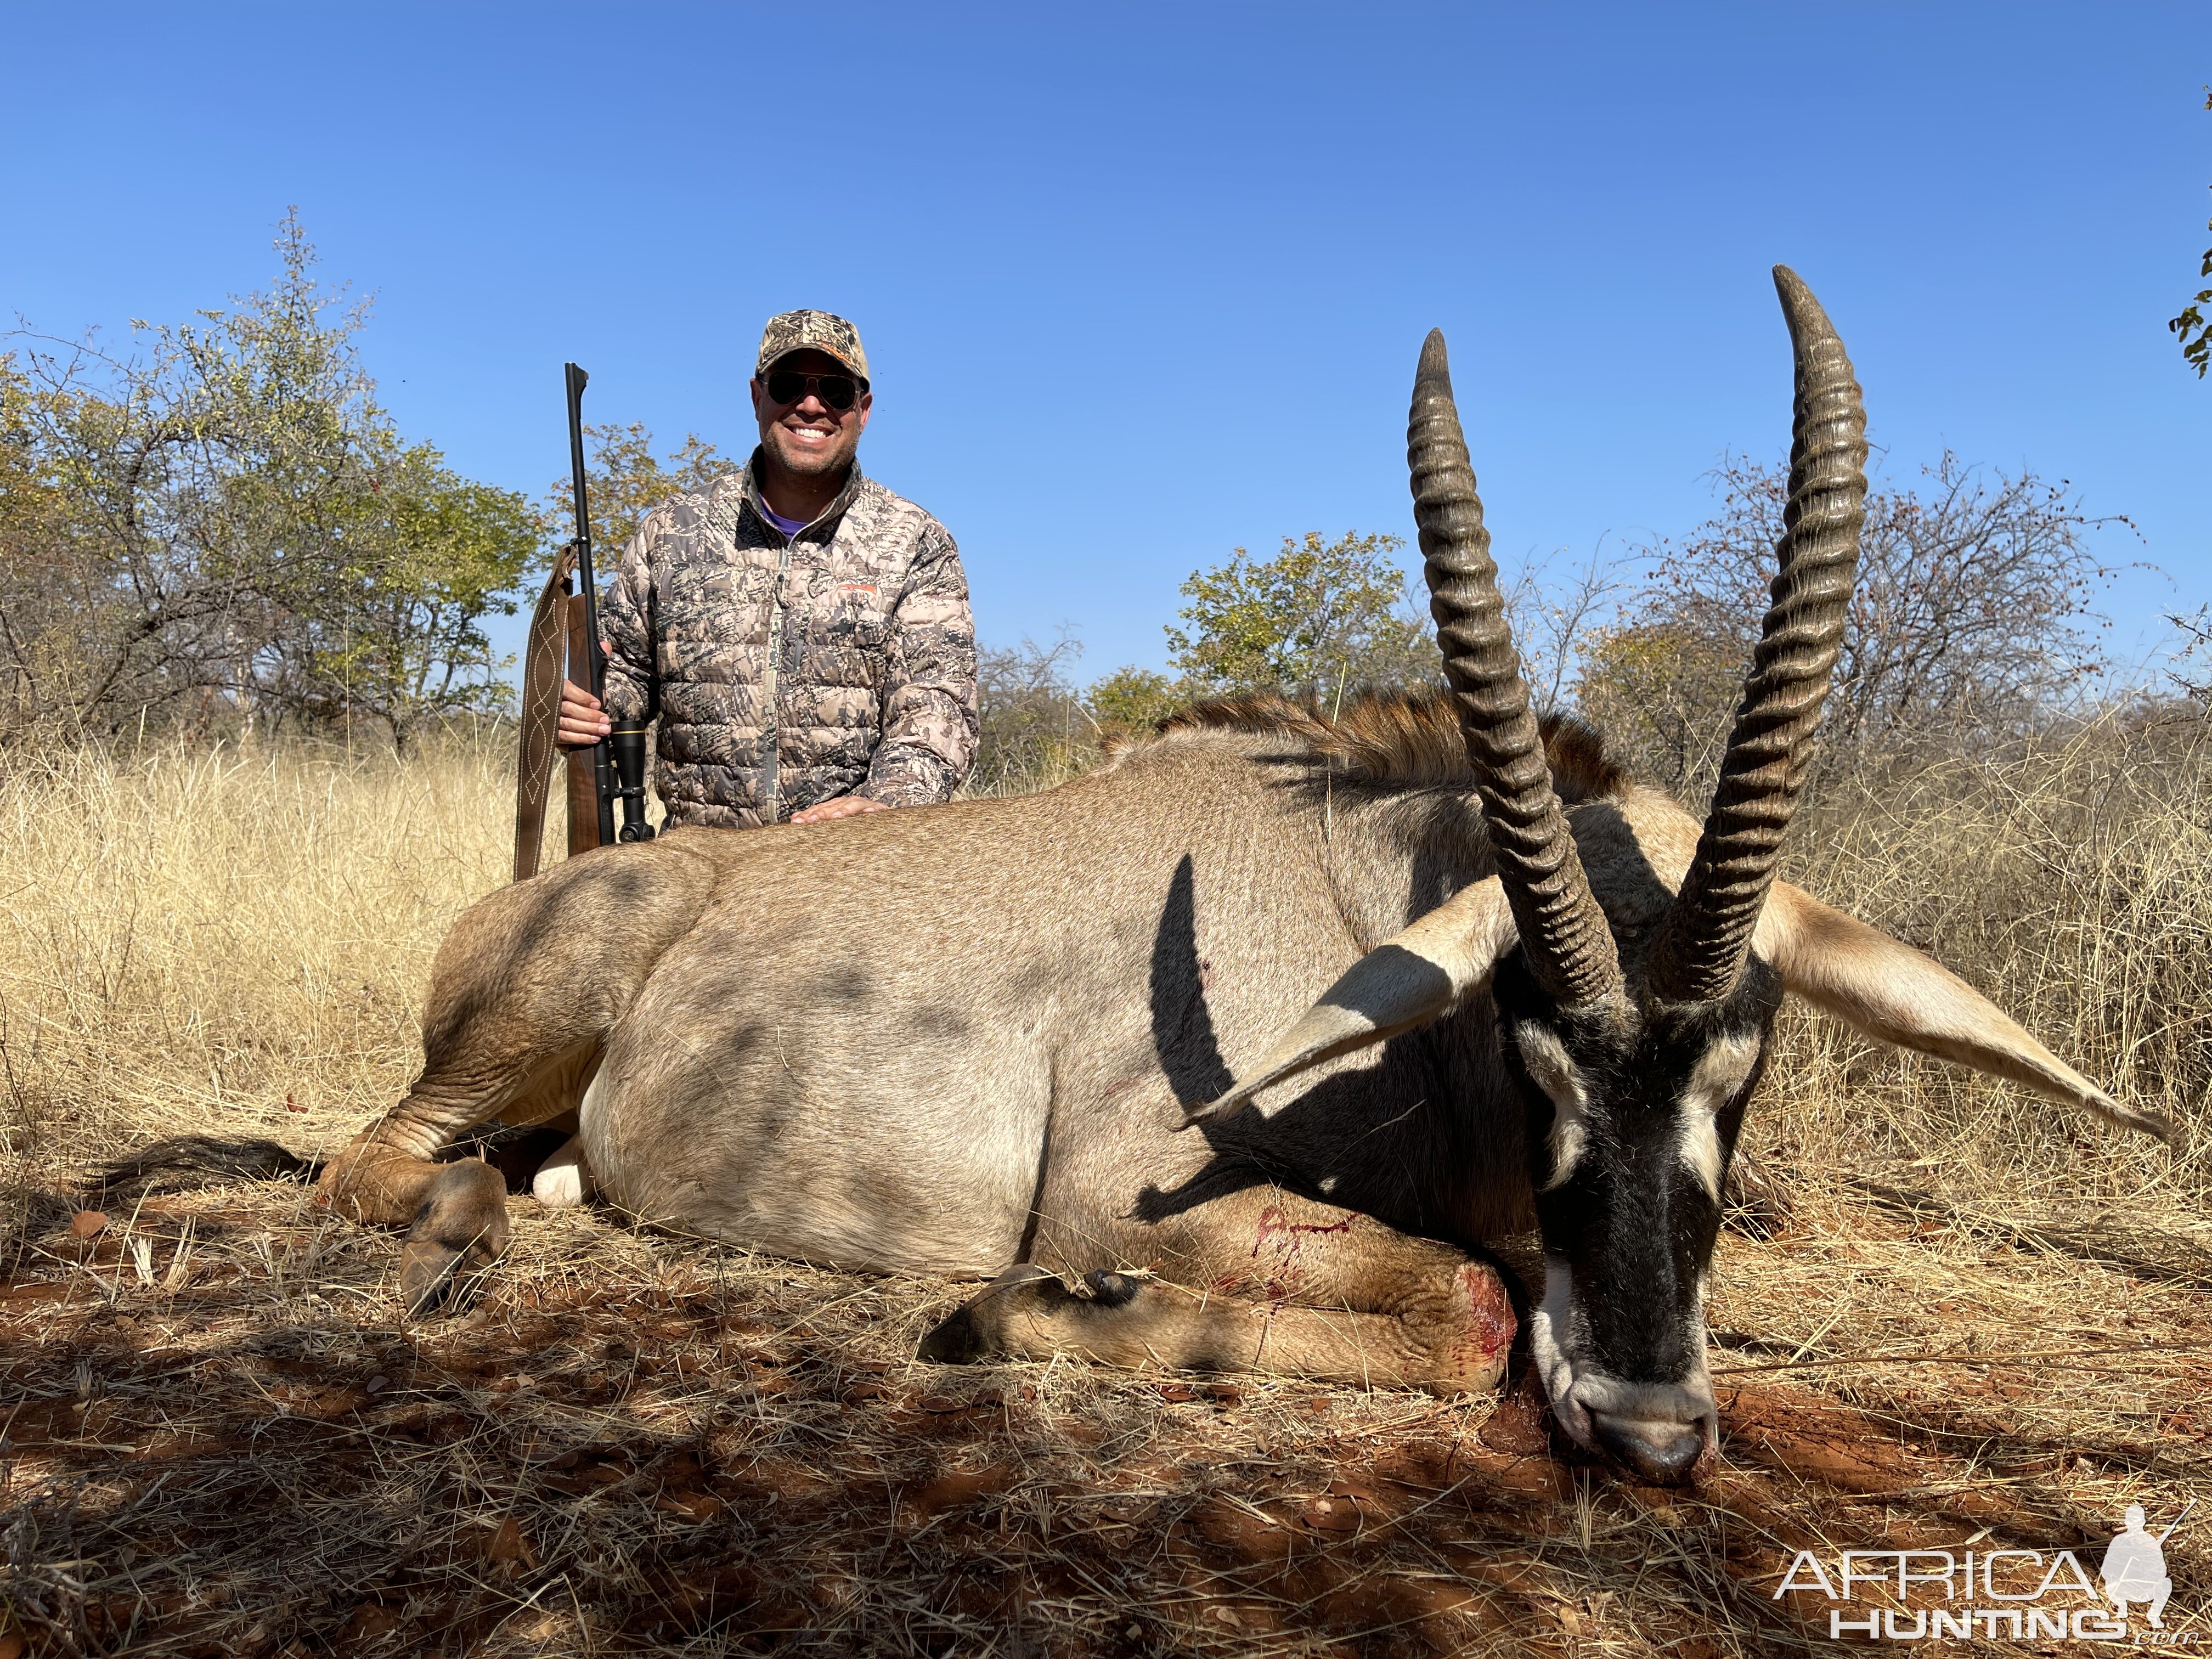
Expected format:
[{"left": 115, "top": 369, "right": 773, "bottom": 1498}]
[
  {"left": 1410, "top": 327, "right": 1621, "bottom": 1006},
  {"left": 1648, "top": 267, "right": 1867, "bottom": 1003},
  {"left": 1409, "top": 266, "right": 1866, "bottom": 1009}
]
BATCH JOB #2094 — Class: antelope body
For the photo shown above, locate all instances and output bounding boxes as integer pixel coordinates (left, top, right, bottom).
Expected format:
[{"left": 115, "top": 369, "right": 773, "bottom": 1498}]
[{"left": 319, "top": 270, "right": 2164, "bottom": 1485}]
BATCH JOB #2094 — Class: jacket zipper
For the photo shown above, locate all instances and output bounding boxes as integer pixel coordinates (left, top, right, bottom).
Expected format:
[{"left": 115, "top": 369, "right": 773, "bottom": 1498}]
[{"left": 759, "top": 536, "right": 793, "bottom": 824}]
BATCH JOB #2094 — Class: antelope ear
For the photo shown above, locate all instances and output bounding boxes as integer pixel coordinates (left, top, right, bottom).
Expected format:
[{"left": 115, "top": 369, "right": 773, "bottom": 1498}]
[
  {"left": 1754, "top": 882, "right": 2174, "bottom": 1144},
  {"left": 1183, "top": 878, "right": 1517, "bottom": 1127}
]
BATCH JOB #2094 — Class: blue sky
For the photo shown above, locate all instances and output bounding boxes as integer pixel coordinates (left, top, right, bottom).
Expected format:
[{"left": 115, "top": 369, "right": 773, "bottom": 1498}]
[{"left": 4, "top": 4, "right": 2207, "bottom": 686}]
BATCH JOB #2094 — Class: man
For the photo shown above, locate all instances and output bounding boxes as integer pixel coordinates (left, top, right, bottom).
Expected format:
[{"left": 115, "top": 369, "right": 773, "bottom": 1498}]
[{"left": 557, "top": 310, "right": 979, "bottom": 828}]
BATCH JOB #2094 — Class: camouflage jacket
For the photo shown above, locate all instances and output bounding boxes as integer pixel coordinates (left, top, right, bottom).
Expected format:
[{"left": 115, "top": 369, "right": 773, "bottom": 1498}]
[{"left": 599, "top": 454, "right": 979, "bottom": 828}]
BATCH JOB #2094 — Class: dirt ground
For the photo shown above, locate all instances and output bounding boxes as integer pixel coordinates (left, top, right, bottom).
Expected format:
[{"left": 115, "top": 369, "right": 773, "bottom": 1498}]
[{"left": 3, "top": 1137, "right": 2208, "bottom": 1657}]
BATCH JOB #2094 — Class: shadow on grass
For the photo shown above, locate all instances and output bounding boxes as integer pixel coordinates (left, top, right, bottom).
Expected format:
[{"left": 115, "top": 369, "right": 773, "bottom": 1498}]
[{"left": 3, "top": 1170, "right": 2205, "bottom": 1657}]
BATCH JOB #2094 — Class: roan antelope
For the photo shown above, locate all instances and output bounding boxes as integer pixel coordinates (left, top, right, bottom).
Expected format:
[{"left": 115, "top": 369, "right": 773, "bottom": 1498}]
[{"left": 317, "top": 268, "right": 2166, "bottom": 1485}]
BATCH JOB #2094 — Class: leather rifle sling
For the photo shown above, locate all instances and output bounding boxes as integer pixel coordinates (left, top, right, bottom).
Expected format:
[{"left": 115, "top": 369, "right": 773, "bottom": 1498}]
[
  {"left": 564, "top": 588, "right": 605, "bottom": 856},
  {"left": 512, "top": 543, "right": 578, "bottom": 882}
]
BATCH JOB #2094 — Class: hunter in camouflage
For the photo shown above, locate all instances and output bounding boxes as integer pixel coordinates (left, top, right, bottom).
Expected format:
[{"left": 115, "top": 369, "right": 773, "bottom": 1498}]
[{"left": 561, "top": 311, "right": 980, "bottom": 828}]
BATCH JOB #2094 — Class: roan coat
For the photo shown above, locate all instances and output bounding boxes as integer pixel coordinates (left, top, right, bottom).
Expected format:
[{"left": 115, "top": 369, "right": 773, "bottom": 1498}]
[{"left": 319, "top": 270, "right": 2166, "bottom": 1486}]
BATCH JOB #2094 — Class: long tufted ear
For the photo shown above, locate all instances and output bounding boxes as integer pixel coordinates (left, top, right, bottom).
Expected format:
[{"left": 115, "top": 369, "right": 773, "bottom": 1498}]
[
  {"left": 1754, "top": 882, "right": 2174, "bottom": 1143},
  {"left": 1183, "top": 879, "right": 1517, "bottom": 1127}
]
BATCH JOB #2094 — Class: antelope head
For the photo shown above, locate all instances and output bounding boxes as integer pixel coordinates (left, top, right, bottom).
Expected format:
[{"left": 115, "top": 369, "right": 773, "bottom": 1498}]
[{"left": 1194, "top": 269, "right": 2171, "bottom": 1485}]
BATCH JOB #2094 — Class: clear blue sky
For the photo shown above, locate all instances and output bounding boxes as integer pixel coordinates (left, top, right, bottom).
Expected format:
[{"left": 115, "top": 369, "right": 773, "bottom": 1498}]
[{"left": 5, "top": 4, "right": 2207, "bottom": 685}]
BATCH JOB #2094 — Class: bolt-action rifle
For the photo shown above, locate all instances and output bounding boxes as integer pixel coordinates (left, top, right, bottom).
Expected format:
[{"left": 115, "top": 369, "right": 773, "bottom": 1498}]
[{"left": 565, "top": 362, "right": 656, "bottom": 846}]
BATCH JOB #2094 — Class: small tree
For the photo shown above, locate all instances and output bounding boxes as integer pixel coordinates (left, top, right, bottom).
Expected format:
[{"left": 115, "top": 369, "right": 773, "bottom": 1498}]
[
  {"left": 1085, "top": 665, "right": 1186, "bottom": 737},
  {"left": 1, "top": 212, "right": 385, "bottom": 740},
  {"left": 1165, "top": 531, "right": 1436, "bottom": 699},
  {"left": 263, "top": 446, "right": 540, "bottom": 752},
  {"left": 548, "top": 423, "right": 731, "bottom": 557},
  {"left": 2170, "top": 87, "right": 2212, "bottom": 378},
  {"left": 1575, "top": 620, "right": 1746, "bottom": 795},
  {"left": 970, "top": 631, "right": 1089, "bottom": 793},
  {"left": 1497, "top": 543, "right": 1634, "bottom": 712},
  {"left": 2171, "top": 606, "right": 2212, "bottom": 704},
  {"left": 1, "top": 211, "right": 537, "bottom": 747},
  {"left": 1583, "top": 454, "right": 2120, "bottom": 791},
  {"left": 0, "top": 354, "right": 103, "bottom": 733}
]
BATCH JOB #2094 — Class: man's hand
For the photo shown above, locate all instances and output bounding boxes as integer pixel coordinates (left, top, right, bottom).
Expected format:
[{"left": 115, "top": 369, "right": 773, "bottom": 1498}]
[
  {"left": 556, "top": 641, "right": 613, "bottom": 749},
  {"left": 790, "top": 795, "right": 891, "bottom": 826}
]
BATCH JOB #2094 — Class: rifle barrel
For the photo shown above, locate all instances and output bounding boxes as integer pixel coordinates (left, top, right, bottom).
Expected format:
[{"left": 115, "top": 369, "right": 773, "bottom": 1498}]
[
  {"left": 2157, "top": 1497, "right": 2197, "bottom": 1544},
  {"left": 565, "top": 362, "right": 617, "bottom": 847}
]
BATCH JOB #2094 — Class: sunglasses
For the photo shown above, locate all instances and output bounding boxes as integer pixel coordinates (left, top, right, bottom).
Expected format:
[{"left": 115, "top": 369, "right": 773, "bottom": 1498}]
[{"left": 761, "top": 368, "right": 864, "bottom": 411}]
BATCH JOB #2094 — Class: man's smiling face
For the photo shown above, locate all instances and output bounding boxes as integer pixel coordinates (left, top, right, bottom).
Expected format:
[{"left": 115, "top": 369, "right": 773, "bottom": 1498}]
[{"left": 751, "top": 347, "right": 871, "bottom": 481}]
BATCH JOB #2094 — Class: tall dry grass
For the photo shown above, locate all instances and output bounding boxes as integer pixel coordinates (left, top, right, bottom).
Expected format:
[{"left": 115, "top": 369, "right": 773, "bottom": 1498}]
[
  {"left": 1761, "top": 711, "right": 2212, "bottom": 1205},
  {"left": 0, "top": 735, "right": 516, "bottom": 1186},
  {"left": 4, "top": 713, "right": 2203, "bottom": 1199}
]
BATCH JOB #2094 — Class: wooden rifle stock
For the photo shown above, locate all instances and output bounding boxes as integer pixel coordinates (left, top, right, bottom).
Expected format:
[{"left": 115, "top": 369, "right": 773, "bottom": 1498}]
[{"left": 564, "top": 584, "right": 603, "bottom": 855}]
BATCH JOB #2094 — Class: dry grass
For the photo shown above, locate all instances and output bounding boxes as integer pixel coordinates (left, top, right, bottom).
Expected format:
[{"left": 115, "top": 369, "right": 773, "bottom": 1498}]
[{"left": 2, "top": 723, "right": 2209, "bottom": 1656}]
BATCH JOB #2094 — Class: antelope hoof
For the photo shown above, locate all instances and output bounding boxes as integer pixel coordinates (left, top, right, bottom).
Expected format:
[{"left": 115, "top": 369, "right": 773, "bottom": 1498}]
[
  {"left": 531, "top": 1134, "right": 592, "bottom": 1208},
  {"left": 399, "top": 1161, "right": 511, "bottom": 1316},
  {"left": 917, "top": 1263, "right": 1068, "bottom": 1364}
]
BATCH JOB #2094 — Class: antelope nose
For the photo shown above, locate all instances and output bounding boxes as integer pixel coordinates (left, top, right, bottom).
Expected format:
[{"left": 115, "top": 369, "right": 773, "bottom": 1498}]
[{"left": 1589, "top": 1411, "right": 1706, "bottom": 1485}]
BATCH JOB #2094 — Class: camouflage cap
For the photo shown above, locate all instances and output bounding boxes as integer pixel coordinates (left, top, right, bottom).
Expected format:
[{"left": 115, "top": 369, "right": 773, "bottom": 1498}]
[{"left": 756, "top": 310, "right": 870, "bottom": 383}]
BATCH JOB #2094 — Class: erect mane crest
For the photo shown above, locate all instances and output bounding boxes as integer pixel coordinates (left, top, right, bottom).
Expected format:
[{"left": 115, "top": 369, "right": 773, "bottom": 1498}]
[{"left": 1143, "top": 685, "right": 1628, "bottom": 803}]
